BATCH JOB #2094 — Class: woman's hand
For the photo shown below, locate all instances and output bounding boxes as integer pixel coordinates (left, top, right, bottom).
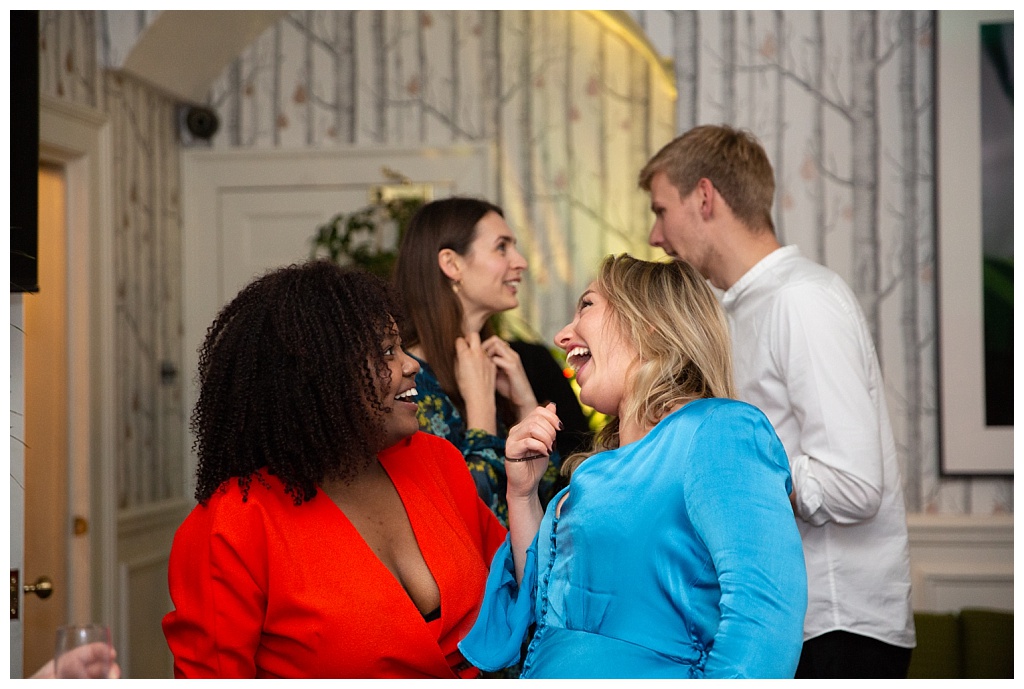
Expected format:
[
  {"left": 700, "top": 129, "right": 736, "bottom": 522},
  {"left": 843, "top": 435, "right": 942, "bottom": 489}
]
[
  {"left": 505, "top": 402, "right": 560, "bottom": 583},
  {"left": 504, "top": 403, "right": 560, "bottom": 500},
  {"left": 482, "top": 336, "right": 538, "bottom": 420},
  {"left": 454, "top": 332, "right": 499, "bottom": 434}
]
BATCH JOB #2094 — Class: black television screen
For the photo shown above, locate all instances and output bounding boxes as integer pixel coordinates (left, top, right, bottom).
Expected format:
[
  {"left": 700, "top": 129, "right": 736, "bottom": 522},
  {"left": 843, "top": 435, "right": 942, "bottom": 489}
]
[{"left": 10, "top": 10, "right": 40, "bottom": 294}]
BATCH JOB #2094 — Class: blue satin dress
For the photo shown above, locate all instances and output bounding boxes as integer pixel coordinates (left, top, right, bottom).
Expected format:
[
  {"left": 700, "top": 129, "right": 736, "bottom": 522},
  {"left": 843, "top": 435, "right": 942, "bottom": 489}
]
[{"left": 458, "top": 398, "right": 807, "bottom": 678}]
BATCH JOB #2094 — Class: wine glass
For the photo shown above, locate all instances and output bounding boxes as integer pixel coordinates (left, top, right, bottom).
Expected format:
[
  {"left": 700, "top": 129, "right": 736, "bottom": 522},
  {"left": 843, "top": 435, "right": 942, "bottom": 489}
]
[{"left": 53, "top": 624, "right": 113, "bottom": 679}]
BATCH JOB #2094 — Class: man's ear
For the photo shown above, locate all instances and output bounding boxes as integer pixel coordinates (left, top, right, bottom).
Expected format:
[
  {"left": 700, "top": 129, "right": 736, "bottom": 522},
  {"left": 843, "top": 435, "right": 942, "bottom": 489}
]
[
  {"left": 696, "top": 177, "right": 716, "bottom": 220},
  {"left": 437, "top": 248, "right": 462, "bottom": 282}
]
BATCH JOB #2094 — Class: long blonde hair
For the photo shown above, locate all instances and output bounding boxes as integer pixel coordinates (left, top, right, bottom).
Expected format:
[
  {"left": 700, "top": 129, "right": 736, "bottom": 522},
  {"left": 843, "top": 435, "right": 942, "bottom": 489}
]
[{"left": 563, "top": 254, "right": 736, "bottom": 476}]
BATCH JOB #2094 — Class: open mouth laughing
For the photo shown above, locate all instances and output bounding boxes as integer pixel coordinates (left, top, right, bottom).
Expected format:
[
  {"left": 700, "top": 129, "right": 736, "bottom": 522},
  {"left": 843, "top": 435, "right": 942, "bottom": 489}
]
[{"left": 566, "top": 346, "right": 592, "bottom": 377}]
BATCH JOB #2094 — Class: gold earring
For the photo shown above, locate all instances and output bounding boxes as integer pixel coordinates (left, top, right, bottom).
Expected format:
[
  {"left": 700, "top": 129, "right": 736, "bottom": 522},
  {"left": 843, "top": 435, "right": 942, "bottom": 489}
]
[{"left": 451, "top": 279, "right": 461, "bottom": 294}]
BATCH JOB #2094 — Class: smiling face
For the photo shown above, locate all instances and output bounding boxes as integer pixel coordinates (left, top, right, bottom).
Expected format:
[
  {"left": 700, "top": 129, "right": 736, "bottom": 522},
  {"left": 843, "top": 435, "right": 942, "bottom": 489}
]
[
  {"left": 451, "top": 211, "right": 527, "bottom": 327},
  {"left": 375, "top": 325, "right": 422, "bottom": 449},
  {"left": 554, "top": 282, "right": 639, "bottom": 417}
]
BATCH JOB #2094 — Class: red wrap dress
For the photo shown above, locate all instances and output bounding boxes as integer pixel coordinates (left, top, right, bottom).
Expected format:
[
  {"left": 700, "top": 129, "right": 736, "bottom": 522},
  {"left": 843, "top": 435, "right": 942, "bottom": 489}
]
[{"left": 162, "top": 431, "right": 507, "bottom": 678}]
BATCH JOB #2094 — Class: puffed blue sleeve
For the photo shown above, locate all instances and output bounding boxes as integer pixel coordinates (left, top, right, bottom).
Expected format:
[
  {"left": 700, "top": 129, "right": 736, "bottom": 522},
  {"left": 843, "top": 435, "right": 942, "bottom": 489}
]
[
  {"left": 685, "top": 403, "right": 807, "bottom": 679},
  {"left": 457, "top": 533, "right": 539, "bottom": 672}
]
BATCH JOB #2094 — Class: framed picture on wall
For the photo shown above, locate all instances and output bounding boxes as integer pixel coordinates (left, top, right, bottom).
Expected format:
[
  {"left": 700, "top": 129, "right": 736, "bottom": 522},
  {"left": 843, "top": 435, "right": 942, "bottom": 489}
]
[{"left": 935, "top": 10, "right": 1013, "bottom": 475}]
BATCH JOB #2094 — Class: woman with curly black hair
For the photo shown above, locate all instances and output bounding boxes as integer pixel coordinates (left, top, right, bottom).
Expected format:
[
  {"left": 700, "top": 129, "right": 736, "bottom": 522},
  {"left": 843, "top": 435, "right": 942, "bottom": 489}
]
[{"left": 162, "top": 260, "right": 506, "bottom": 678}]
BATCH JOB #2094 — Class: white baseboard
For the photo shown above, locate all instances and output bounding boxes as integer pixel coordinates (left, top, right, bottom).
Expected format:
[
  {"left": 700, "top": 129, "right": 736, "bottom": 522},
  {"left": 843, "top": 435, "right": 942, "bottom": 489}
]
[{"left": 906, "top": 513, "right": 1014, "bottom": 613}]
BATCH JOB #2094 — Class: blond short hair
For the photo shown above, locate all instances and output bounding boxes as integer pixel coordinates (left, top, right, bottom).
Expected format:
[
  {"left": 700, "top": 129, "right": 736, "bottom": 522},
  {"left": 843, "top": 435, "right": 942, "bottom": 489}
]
[{"left": 639, "top": 124, "right": 776, "bottom": 233}]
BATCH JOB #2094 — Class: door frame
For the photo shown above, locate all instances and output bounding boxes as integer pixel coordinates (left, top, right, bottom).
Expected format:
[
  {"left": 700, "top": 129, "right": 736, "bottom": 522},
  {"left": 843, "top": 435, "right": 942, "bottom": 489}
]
[
  {"left": 37, "top": 95, "right": 117, "bottom": 643},
  {"left": 10, "top": 295, "right": 26, "bottom": 678}
]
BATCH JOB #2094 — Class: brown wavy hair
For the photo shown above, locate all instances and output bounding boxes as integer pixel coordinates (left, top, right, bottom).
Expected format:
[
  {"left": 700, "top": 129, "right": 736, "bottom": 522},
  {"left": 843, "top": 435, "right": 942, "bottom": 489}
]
[
  {"left": 392, "top": 196, "right": 506, "bottom": 418},
  {"left": 191, "top": 260, "right": 403, "bottom": 505}
]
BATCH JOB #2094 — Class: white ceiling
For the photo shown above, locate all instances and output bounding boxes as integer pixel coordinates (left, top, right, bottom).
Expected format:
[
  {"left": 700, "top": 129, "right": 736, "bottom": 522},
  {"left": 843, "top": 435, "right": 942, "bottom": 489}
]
[{"left": 121, "top": 10, "right": 287, "bottom": 103}]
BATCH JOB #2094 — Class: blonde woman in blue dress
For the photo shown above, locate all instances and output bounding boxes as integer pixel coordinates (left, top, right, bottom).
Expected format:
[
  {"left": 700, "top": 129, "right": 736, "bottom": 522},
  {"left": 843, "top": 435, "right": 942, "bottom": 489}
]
[{"left": 458, "top": 254, "right": 807, "bottom": 678}]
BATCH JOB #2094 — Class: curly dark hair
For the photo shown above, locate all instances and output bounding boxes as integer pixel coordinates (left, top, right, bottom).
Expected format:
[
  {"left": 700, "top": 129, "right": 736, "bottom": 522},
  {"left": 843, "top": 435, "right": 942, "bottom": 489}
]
[{"left": 191, "top": 259, "right": 404, "bottom": 506}]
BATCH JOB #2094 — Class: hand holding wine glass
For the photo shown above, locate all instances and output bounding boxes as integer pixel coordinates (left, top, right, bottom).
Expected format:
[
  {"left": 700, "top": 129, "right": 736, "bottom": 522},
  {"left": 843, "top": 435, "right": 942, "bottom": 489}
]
[{"left": 38, "top": 624, "right": 120, "bottom": 679}]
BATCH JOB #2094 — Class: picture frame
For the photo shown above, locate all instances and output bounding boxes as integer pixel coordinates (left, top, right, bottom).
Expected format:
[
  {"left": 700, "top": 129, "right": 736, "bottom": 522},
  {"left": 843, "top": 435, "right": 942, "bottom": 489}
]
[{"left": 935, "top": 10, "right": 1014, "bottom": 475}]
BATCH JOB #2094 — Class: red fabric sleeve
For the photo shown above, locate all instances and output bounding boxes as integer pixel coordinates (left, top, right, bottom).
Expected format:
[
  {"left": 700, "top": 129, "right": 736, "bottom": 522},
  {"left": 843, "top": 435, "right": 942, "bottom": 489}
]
[{"left": 162, "top": 484, "right": 268, "bottom": 678}]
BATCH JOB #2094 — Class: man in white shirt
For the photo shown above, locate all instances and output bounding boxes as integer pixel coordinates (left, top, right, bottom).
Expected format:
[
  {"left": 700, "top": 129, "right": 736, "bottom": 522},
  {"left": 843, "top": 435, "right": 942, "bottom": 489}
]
[{"left": 638, "top": 124, "right": 915, "bottom": 678}]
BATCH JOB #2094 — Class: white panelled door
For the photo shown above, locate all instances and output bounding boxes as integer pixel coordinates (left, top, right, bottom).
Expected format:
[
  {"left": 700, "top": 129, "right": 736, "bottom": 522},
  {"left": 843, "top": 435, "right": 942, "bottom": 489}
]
[{"left": 218, "top": 187, "right": 381, "bottom": 302}]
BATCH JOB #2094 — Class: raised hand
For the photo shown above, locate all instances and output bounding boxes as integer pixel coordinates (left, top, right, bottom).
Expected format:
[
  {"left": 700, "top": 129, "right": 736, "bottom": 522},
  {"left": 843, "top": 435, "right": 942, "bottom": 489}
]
[
  {"left": 504, "top": 403, "right": 560, "bottom": 500},
  {"left": 481, "top": 335, "right": 538, "bottom": 420},
  {"left": 505, "top": 402, "right": 560, "bottom": 583},
  {"left": 454, "top": 332, "right": 499, "bottom": 434}
]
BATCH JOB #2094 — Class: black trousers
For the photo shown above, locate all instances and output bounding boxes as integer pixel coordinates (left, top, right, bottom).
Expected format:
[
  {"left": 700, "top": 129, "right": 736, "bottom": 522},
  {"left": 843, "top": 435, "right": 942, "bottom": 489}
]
[{"left": 795, "top": 630, "right": 913, "bottom": 679}]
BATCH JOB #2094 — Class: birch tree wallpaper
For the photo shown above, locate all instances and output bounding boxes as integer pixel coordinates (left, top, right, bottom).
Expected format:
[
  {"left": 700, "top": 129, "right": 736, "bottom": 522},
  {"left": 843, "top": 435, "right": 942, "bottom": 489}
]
[
  {"left": 201, "top": 10, "right": 676, "bottom": 342},
  {"left": 37, "top": 10, "right": 1012, "bottom": 518}
]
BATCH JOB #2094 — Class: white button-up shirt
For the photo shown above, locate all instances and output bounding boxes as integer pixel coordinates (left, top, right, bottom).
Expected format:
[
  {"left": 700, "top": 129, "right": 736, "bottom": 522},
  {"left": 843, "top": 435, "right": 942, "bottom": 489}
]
[{"left": 721, "top": 245, "right": 915, "bottom": 648}]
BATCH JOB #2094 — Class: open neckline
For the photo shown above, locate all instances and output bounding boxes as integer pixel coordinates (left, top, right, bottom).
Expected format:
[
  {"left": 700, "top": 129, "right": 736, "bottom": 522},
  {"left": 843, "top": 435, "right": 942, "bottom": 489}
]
[{"left": 319, "top": 449, "right": 442, "bottom": 623}]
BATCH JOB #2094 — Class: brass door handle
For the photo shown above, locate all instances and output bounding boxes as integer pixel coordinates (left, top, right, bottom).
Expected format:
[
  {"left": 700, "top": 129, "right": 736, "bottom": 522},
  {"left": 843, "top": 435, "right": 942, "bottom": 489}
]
[{"left": 23, "top": 576, "right": 53, "bottom": 599}]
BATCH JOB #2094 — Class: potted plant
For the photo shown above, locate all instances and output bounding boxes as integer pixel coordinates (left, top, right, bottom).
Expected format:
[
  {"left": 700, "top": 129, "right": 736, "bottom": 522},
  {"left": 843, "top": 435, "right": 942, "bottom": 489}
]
[{"left": 309, "top": 190, "right": 425, "bottom": 280}]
